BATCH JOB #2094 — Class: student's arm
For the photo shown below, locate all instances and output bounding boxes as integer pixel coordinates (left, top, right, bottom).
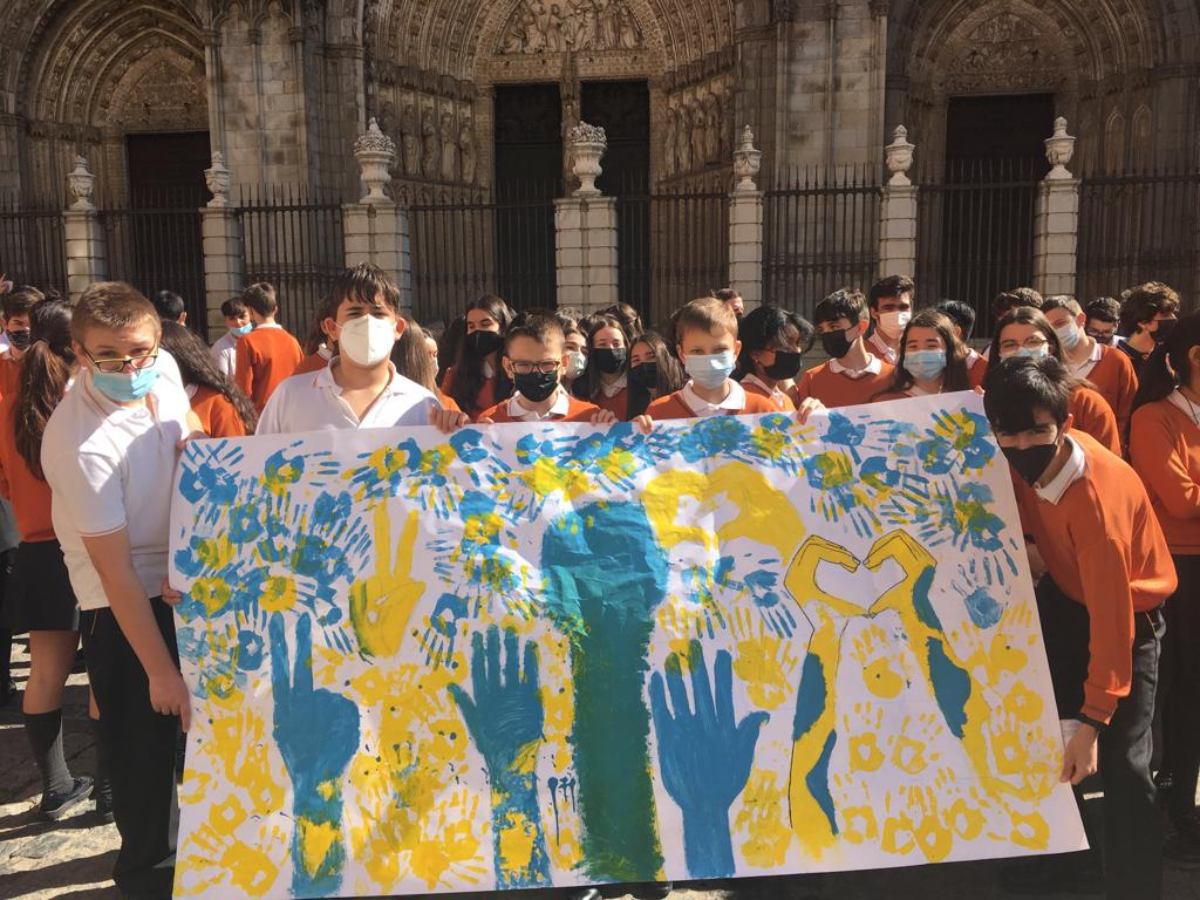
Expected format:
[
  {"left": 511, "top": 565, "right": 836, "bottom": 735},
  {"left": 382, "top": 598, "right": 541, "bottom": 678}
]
[
  {"left": 1076, "top": 536, "right": 1136, "bottom": 728},
  {"left": 1070, "top": 390, "right": 1121, "bottom": 455},
  {"left": 82, "top": 528, "right": 190, "bottom": 730},
  {"left": 1129, "top": 411, "right": 1200, "bottom": 519}
]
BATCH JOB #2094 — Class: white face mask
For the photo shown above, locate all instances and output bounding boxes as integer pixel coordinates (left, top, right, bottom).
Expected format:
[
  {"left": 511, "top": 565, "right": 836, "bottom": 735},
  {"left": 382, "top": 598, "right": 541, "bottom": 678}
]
[
  {"left": 338, "top": 315, "right": 396, "bottom": 368},
  {"left": 878, "top": 309, "right": 912, "bottom": 338}
]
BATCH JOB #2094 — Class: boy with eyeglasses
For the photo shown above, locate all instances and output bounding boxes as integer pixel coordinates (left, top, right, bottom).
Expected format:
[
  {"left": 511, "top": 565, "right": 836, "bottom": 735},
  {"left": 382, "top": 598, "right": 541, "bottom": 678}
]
[
  {"left": 41, "top": 282, "right": 200, "bottom": 898},
  {"left": 1084, "top": 297, "right": 1121, "bottom": 346},
  {"left": 794, "top": 288, "right": 895, "bottom": 408}
]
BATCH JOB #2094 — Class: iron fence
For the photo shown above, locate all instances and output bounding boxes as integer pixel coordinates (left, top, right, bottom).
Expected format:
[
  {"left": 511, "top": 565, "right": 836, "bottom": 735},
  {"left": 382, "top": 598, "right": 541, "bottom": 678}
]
[
  {"left": 409, "top": 180, "right": 557, "bottom": 327},
  {"left": 764, "top": 166, "right": 881, "bottom": 319},
  {"left": 234, "top": 185, "right": 345, "bottom": 345},
  {"left": 1077, "top": 167, "right": 1200, "bottom": 304},
  {"left": 916, "top": 158, "right": 1043, "bottom": 338},
  {"left": 617, "top": 189, "right": 728, "bottom": 332},
  {"left": 0, "top": 199, "right": 66, "bottom": 297}
]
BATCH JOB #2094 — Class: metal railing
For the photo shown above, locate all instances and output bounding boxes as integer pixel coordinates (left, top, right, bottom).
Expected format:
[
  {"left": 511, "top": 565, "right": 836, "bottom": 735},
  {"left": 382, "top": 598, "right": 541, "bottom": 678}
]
[
  {"left": 233, "top": 185, "right": 345, "bottom": 344},
  {"left": 0, "top": 198, "right": 66, "bottom": 297},
  {"left": 1077, "top": 166, "right": 1200, "bottom": 303},
  {"left": 764, "top": 165, "right": 881, "bottom": 319},
  {"left": 916, "top": 158, "right": 1043, "bottom": 338}
]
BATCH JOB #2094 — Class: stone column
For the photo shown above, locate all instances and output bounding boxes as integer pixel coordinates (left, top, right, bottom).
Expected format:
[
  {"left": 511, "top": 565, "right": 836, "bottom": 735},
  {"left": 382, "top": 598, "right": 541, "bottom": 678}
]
[
  {"left": 200, "top": 152, "right": 244, "bottom": 333},
  {"left": 342, "top": 118, "right": 413, "bottom": 313},
  {"left": 63, "top": 156, "right": 107, "bottom": 303},
  {"left": 555, "top": 123, "right": 618, "bottom": 312},
  {"left": 1033, "top": 117, "right": 1080, "bottom": 296},
  {"left": 729, "top": 126, "right": 764, "bottom": 310},
  {"left": 878, "top": 126, "right": 917, "bottom": 278}
]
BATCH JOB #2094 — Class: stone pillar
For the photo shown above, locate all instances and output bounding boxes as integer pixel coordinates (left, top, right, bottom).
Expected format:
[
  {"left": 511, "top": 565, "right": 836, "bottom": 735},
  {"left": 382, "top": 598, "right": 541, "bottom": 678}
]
[
  {"left": 554, "top": 196, "right": 618, "bottom": 313},
  {"left": 341, "top": 118, "right": 413, "bottom": 313},
  {"left": 1033, "top": 117, "right": 1080, "bottom": 296},
  {"left": 879, "top": 126, "right": 917, "bottom": 278},
  {"left": 201, "top": 152, "right": 244, "bottom": 333},
  {"left": 63, "top": 156, "right": 106, "bottom": 302},
  {"left": 729, "top": 126, "right": 764, "bottom": 310}
]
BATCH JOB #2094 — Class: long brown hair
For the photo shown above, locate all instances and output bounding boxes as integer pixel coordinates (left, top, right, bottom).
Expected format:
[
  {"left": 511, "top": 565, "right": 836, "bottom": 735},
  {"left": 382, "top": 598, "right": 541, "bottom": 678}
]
[
  {"left": 15, "top": 298, "right": 74, "bottom": 480},
  {"left": 628, "top": 330, "right": 684, "bottom": 417},
  {"left": 159, "top": 321, "right": 258, "bottom": 434},
  {"left": 450, "top": 294, "right": 513, "bottom": 414},
  {"left": 392, "top": 320, "right": 438, "bottom": 394},
  {"left": 876, "top": 309, "right": 971, "bottom": 397},
  {"left": 575, "top": 314, "right": 632, "bottom": 403},
  {"left": 989, "top": 306, "right": 1098, "bottom": 394}
]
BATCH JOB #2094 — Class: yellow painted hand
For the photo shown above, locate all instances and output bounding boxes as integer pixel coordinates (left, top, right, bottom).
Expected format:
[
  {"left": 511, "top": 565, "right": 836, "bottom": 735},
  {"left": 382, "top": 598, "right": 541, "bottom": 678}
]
[
  {"left": 783, "top": 535, "right": 866, "bottom": 621},
  {"left": 864, "top": 530, "right": 936, "bottom": 618},
  {"left": 349, "top": 506, "right": 426, "bottom": 658}
]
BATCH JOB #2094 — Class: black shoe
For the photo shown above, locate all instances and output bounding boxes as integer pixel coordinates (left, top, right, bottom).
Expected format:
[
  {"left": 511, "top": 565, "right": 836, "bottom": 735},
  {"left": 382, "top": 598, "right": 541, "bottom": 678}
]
[
  {"left": 999, "top": 854, "right": 1102, "bottom": 895},
  {"left": 40, "top": 776, "right": 94, "bottom": 821},
  {"left": 93, "top": 776, "right": 114, "bottom": 825},
  {"left": 1155, "top": 769, "right": 1175, "bottom": 794},
  {"left": 1164, "top": 832, "right": 1200, "bottom": 868},
  {"left": 633, "top": 884, "right": 672, "bottom": 899}
]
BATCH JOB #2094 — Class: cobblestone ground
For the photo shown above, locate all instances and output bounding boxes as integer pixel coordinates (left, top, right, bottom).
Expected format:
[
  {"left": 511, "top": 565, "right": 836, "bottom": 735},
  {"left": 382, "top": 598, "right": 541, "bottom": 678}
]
[{"left": 3, "top": 635, "right": 1199, "bottom": 900}]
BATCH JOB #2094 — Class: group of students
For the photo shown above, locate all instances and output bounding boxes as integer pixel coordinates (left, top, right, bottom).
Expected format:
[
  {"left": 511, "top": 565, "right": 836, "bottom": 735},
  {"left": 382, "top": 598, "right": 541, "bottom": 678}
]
[{"left": 0, "top": 263, "right": 1194, "bottom": 900}]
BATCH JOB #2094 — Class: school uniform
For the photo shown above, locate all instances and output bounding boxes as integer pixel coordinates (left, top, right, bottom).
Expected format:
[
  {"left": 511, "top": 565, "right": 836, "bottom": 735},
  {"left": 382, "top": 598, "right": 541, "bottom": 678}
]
[
  {"left": 1069, "top": 342, "right": 1139, "bottom": 443},
  {"left": 234, "top": 322, "right": 303, "bottom": 412},
  {"left": 1116, "top": 337, "right": 1152, "bottom": 379},
  {"left": 1069, "top": 386, "right": 1122, "bottom": 456},
  {"left": 187, "top": 385, "right": 246, "bottom": 438},
  {"left": 793, "top": 355, "right": 895, "bottom": 409},
  {"left": 437, "top": 390, "right": 461, "bottom": 413},
  {"left": 740, "top": 374, "right": 796, "bottom": 412},
  {"left": 965, "top": 349, "right": 988, "bottom": 390},
  {"left": 1013, "top": 430, "right": 1175, "bottom": 900},
  {"left": 865, "top": 331, "right": 899, "bottom": 365},
  {"left": 256, "top": 359, "right": 439, "bottom": 434},
  {"left": 645, "top": 380, "right": 777, "bottom": 420},
  {"left": 442, "top": 363, "right": 506, "bottom": 418},
  {"left": 595, "top": 374, "right": 630, "bottom": 420},
  {"left": 1129, "top": 391, "right": 1200, "bottom": 828},
  {"left": 41, "top": 366, "right": 192, "bottom": 896},
  {"left": 0, "top": 352, "right": 22, "bottom": 400},
  {"left": 209, "top": 330, "right": 240, "bottom": 381},
  {"left": 478, "top": 388, "right": 601, "bottom": 423},
  {"left": 294, "top": 345, "right": 333, "bottom": 376}
]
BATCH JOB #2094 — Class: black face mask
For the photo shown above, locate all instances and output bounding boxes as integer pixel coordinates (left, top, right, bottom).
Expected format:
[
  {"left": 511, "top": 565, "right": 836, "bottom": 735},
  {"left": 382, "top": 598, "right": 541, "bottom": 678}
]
[
  {"left": 1002, "top": 441, "right": 1060, "bottom": 486},
  {"left": 592, "top": 347, "right": 627, "bottom": 374},
  {"left": 7, "top": 330, "right": 30, "bottom": 350},
  {"left": 629, "top": 361, "right": 658, "bottom": 390},
  {"left": 764, "top": 351, "right": 803, "bottom": 380},
  {"left": 513, "top": 370, "right": 559, "bottom": 403},
  {"left": 819, "top": 328, "right": 853, "bottom": 360},
  {"left": 466, "top": 329, "right": 503, "bottom": 356},
  {"left": 1153, "top": 319, "right": 1177, "bottom": 344}
]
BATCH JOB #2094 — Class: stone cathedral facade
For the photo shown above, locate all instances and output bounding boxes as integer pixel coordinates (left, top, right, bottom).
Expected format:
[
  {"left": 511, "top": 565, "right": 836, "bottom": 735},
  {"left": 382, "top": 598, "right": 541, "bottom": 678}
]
[{"left": 0, "top": 0, "right": 1196, "bottom": 207}]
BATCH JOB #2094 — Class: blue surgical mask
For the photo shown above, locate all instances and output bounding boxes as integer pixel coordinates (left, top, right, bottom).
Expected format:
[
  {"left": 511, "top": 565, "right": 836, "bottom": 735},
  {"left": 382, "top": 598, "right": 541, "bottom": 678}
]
[
  {"left": 231, "top": 323, "right": 253, "bottom": 337},
  {"left": 903, "top": 349, "right": 947, "bottom": 382},
  {"left": 685, "top": 350, "right": 737, "bottom": 390},
  {"left": 1005, "top": 345, "right": 1050, "bottom": 361},
  {"left": 1054, "top": 322, "right": 1082, "bottom": 350},
  {"left": 91, "top": 365, "right": 160, "bottom": 403}
]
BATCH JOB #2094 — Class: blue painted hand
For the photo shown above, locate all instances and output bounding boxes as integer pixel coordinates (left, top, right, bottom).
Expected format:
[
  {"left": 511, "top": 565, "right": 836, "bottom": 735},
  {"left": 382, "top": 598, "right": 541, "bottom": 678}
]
[
  {"left": 269, "top": 613, "right": 360, "bottom": 896},
  {"left": 448, "top": 625, "right": 551, "bottom": 889},
  {"left": 650, "top": 640, "right": 768, "bottom": 879}
]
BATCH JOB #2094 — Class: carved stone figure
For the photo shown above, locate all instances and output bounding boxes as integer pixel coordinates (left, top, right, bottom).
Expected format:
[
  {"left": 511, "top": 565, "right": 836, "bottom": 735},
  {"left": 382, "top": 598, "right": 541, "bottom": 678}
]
[
  {"left": 440, "top": 112, "right": 459, "bottom": 182},
  {"left": 675, "top": 100, "right": 692, "bottom": 172},
  {"left": 688, "top": 98, "right": 705, "bottom": 169},
  {"left": 400, "top": 103, "right": 420, "bottom": 175},
  {"left": 702, "top": 92, "right": 720, "bottom": 164},
  {"left": 459, "top": 117, "right": 476, "bottom": 184},
  {"left": 615, "top": 3, "right": 640, "bottom": 49},
  {"left": 421, "top": 106, "right": 440, "bottom": 179},
  {"left": 497, "top": 0, "right": 644, "bottom": 54},
  {"left": 663, "top": 105, "right": 678, "bottom": 175}
]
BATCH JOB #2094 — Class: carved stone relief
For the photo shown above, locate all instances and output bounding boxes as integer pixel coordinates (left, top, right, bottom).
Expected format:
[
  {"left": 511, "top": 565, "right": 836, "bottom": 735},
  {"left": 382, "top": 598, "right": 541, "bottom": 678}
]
[
  {"left": 498, "top": 0, "right": 643, "bottom": 54},
  {"left": 661, "top": 72, "right": 733, "bottom": 178},
  {"left": 944, "top": 12, "right": 1061, "bottom": 93}
]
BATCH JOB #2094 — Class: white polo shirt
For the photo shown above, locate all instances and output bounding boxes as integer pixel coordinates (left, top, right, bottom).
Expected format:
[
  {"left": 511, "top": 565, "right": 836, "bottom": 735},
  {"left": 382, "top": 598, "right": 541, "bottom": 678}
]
[
  {"left": 680, "top": 379, "right": 746, "bottom": 417},
  {"left": 503, "top": 388, "right": 571, "bottom": 422},
  {"left": 867, "top": 332, "right": 899, "bottom": 365},
  {"left": 42, "top": 365, "right": 193, "bottom": 610},
  {"left": 256, "top": 359, "right": 439, "bottom": 434},
  {"left": 210, "top": 330, "right": 240, "bottom": 380},
  {"left": 829, "top": 354, "right": 884, "bottom": 379},
  {"left": 1067, "top": 340, "right": 1103, "bottom": 379}
]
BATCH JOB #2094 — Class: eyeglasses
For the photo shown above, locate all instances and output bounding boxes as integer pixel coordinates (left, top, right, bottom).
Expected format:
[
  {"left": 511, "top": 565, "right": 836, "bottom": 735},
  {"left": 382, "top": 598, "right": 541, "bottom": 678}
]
[
  {"left": 997, "top": 336, "right": 1049, "bottom": 353},
  {"left": 1086, "top": 330, "right": 1115, "bottom": 344},
  {"left": 84, "top": 347, "right": 159, "bottom": 374},
  {"left": 509, "top": 360, "right": 560, "bottom": 375}
]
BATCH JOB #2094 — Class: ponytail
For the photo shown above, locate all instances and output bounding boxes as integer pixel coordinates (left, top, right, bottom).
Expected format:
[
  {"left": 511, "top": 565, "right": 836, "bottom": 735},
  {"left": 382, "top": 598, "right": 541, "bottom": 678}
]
[{"left": 15, "top": 299, "right": 76, "bottom": 479}]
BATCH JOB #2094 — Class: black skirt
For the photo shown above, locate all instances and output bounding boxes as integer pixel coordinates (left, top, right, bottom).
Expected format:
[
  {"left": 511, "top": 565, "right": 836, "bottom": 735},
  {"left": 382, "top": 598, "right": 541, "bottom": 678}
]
[{"left": 3, "top": 539, "right": 78, "bottom": 634}]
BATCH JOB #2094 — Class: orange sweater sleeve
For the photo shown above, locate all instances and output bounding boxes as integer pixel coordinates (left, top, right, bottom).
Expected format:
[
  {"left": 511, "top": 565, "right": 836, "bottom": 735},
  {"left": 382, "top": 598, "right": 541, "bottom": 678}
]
[
  {"left": 1070, "top": 388, "right": 1121, "bottom": 456},
  {"left": 1076, "top": 535, "right": 1137, "bottom": 724},
  {"left": 209, "top": 395, "right": 247, "bottom": 439},
  {"left": 792, "top": 369, "right": 814, "bottom": 403},
  {"left": 1129, "top": 406, "right": 1200, "bottom": 521}
]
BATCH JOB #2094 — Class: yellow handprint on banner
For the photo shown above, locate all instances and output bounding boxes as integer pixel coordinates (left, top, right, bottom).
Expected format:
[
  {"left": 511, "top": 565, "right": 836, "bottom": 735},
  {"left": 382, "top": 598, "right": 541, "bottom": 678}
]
[{"left": 349, "top": 505, "right": 426, "bottom": 658}]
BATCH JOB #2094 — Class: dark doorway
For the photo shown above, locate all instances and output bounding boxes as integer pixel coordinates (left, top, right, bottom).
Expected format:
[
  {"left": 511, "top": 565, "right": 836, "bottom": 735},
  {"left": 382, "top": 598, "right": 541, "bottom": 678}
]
[
  {"left": 493, "top": 84, "right": 561, "bottom": 308},
  {"left": 582, "top": 80, "right": 651, "bottom": 315},
  {"left": 930, "top": 94, "right": 1054, "bottom": 331},
  {"left": 126, "top": 132, "right": 211, "bottom": 207}
]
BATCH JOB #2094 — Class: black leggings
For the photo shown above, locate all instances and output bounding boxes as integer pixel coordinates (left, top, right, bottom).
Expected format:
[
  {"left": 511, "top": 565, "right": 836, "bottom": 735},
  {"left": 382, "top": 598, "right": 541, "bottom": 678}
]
[{"left": 1156, "top": 554, "right": 1200, "bottom": 822}]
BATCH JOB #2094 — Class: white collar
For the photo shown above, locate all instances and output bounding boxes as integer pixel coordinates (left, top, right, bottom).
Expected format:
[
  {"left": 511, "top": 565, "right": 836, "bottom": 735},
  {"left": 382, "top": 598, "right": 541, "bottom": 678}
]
[
  {"left": 185, "top": 383, "right": 198, "bottom": 399},
  {"left": 1067, "top": 339, "right": 1104, "bottom": 376},
  {"left": 600, "top": 373, "right": 628, "bottom": 397},
  {"left": 255, "top": 322, "right": 283, "bottom": 331},
  {"left": 965, "top": 347, "right": 982, "bottom": 366},
  {"left": 1035, "top": 435, "right": 1087, "bottom": 505},
  {"left": 867, "top": 332, "right": 898, "bottom": 364},
  {"left": 317, "top": 359, "right": 410, "bottom": 399},
  {"left": 506, "top": 387, "right": 570, "bottom": 420},
  {"left": 681, "top": 379, "right": 745, "bottom": 415},
  {"left": 829, "top": 354, "right": 883, "bottom": 378},
  {"left": 1168, "top": 388, "right": 1200, "bottom": 424},
  {"left": 907, "top": 383, "right": 936, "bottom": 397},
  {"left": 741, "top": 373, "right": 787, "bottom": 398},
  {"left": 317, "top": 344, "right": 333, "bottom": 361}
]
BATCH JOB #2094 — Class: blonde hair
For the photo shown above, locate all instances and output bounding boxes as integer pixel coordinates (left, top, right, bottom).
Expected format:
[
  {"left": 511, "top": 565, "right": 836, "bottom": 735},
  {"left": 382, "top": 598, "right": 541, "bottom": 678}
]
[{"left": 674, "top": 296, "right": 738, "bottom": 343}]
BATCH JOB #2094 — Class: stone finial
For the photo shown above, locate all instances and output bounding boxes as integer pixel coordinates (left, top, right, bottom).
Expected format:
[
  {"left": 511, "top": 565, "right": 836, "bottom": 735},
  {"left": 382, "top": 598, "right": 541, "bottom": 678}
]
[
  {"left": 67, "top": 155, "right": 95, "bottom": 211},
  {"left": 733, "top": 125, "right": 762, "bottom": 192},
  {"left": 204, "top": 151, "right": 231, "bottom": 208},
  {"left": 1044, "top": 116, "right": 1076, "bottom": 180},
  {"left": 885, "top": 125, "right": 915, "bottom": 186},
  {"left": 568, "top": 121, "right": 607, "bottom": 196},
  {"left": 354, "top": 117, "right": 398, "bottom": 204}
]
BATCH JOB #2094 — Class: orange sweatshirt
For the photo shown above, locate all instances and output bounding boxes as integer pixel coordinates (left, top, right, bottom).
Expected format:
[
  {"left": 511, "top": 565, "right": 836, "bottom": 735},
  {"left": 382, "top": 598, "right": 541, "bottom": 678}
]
[
  {"left": 1129, "top": 398, "right": 1200, "bottom": 555},
  {"left": 442, "top": 366, "right": 506, "bottom": 418},
  {"left": 191, "top": 385, "right": 247, "bottom": 438},
  {"left": 967, "top": 354, "right": 988, "bottom": 390},
  {"left": 1069, "top": 386, "right": 1121, "bottom": 456},
  {"left": 0, "top": 356, "right": 21, "bottom": 401},
  {"left": 646, "top": 388, "right": 777, "bottom": 420},
  {"left": 742, "top": 379, "right": 796, "bottom": 412},
  {"left": 235, "top": 326, "right": 303, "bottom": 412},
  {"left": 0, "top": 394, "right": 54, "bottom": 542},
  {"left": 595, "top": 386, "right": 630, "bottom": 421},
  {"left": 1012, "top": 430, "right": 1176, "bottom": 724},
  {"left": 1083, "top": 344, "right": 1139, "bottom": 444},
  {"left": 793, "top": 361, "right": 896, "bottom": 409},
  {"left": 478, "top": 393, "right": 601, "bottom": 423}
]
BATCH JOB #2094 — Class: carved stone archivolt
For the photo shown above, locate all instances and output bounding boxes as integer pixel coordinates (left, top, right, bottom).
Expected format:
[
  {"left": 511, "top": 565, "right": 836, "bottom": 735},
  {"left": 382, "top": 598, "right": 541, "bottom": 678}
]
[
  {"left": 497, "top": 0, "right": 644, "bottom": 54},
  {"left": 945, "top": 12, "right": 1060, "bottom": 93}
]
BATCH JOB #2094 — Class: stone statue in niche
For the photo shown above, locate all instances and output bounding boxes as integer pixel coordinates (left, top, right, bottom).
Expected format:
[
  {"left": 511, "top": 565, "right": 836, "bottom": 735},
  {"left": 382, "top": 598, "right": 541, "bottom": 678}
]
[
  {"left": 663, "top": 104, "right": 678, "bottom": 175},
  {"left": 562, "top": 95, "right": 580, "bottom": 189},
  {"left": 497, "top": 0, "right": 644, "bottom": 54},
  {"left": 421, "top": 106, "right": 440, "bottom": 179},
  {"left": 675, "top": 100, "right": 692, "bottom": 172},
  {"left": 714, "top": 87, "right": 730, "bottom": 157},
  {"left": 440, "top": 112, "right": 459, "bottom": 182},
  {"left": 702, "top": 92, "right": 720, "bottom": 164},
  {"left": 459, "top": 116, "right": 476, "bottom": 184},
  {"left": 688, "top": 97, "right": 706, "bottom": 169},
  {"left": 399, "top": 103, "right": 420, "bottom": 175}
]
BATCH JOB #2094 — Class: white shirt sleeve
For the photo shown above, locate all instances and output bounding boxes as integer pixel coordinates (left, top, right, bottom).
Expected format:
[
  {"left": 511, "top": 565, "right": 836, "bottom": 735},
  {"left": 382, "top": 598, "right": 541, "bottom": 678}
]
[
  {"left": 44, "top": 448, "right": 127, "bottom": 537},
  {"left": 256, "top": 382, "right": 286, "bottom": 435}
]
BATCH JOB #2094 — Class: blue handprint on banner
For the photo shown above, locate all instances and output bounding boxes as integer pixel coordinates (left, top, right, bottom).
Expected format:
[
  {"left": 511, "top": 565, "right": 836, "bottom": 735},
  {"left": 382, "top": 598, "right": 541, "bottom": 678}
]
[
  {"left": 448, "top": 625, "right": 551, "bottom": 889},
  {"left": 269, "top": 613, "right": 359, "bottom": 897},
  {"left": 649, "top": 640, "right": 768, "bottom": 879}
]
